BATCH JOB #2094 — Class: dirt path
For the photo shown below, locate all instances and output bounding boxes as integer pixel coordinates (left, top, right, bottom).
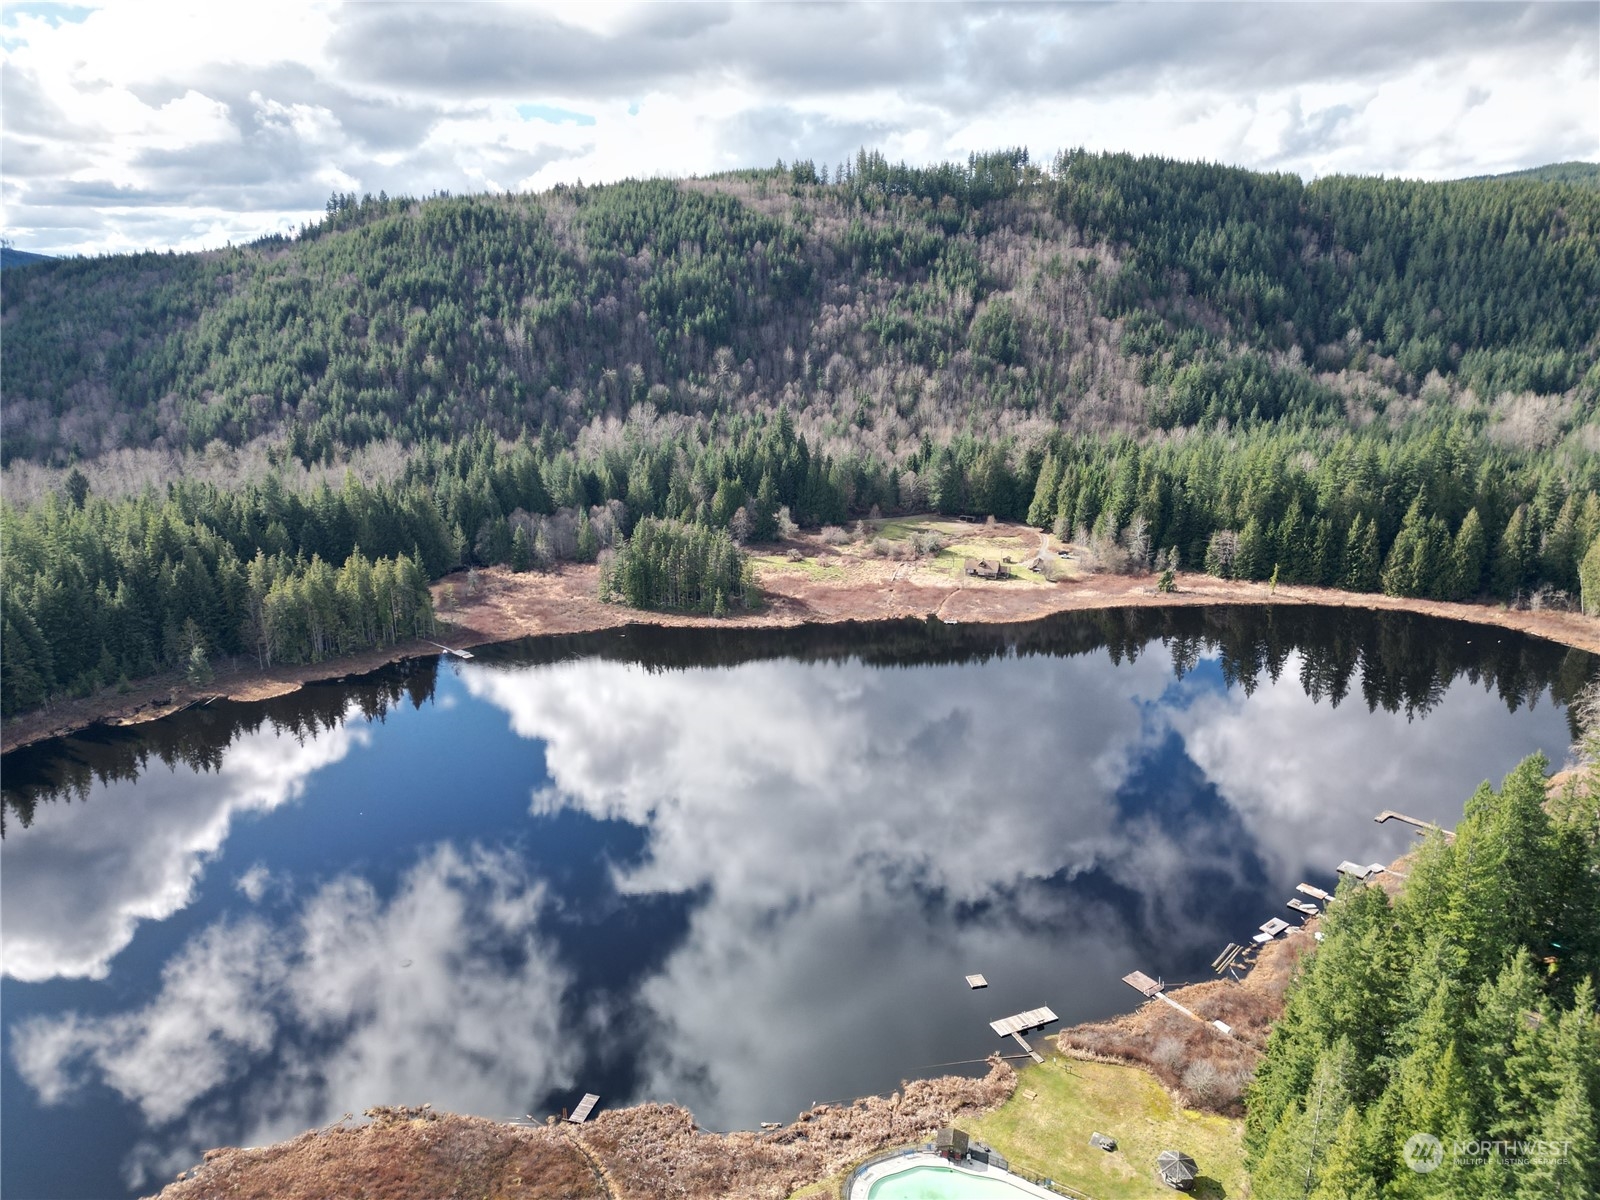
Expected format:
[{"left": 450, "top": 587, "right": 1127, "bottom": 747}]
[{"left": 6, "top": 518, "right": 1597, "bottom": 755}]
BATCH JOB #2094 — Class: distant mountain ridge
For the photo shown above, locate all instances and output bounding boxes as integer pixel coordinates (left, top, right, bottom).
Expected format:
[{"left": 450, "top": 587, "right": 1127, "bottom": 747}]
[
  {"left": 3, "top": 147, "right": 1597, "bottom": 467},
  {"left": 0, "top": 246, "right": 54, "bottom": 270},
  {"left": 1466, "top": 161, "right": 1600, "bottom": 187}
]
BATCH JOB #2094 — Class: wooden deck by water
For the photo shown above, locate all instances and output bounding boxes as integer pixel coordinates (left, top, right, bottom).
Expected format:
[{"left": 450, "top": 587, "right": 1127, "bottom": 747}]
[
  {"left": 1121, "top": 970, "right": 1164, "bottom": 998},
  {"left": 567, "top": 1093, "right": 599, "bottom": 1124},
  {"left": 989, "top": 1006, "right": 1058, "bottom": 1037}
]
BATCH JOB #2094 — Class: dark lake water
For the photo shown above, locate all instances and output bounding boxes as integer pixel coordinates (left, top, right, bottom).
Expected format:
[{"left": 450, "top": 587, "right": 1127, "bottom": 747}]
[{"left": 2, "top": 606, "right": 1593, "bottom": 1200}]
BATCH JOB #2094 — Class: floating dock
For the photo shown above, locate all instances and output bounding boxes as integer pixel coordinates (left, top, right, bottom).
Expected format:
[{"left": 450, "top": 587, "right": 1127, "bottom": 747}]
[
  {"left": 989, "top": 1006, "right": 1058, "bottom": 1037},
  {"left": 965, "top": 974, "right": 989, "bottom": 989},
  {"left": 1122, "top": 970, "right": 1165, "bottom": 998},
  {"left": 1287, "top": 898, "right": 1320, "bottom": 916},
  {"left": 1336, "top": 860, "right": 1386, "bottom": 880},
  {"left": 424, "top": 639, "right": 475, "bottom": 660},
  {"left": 1295, "top": 883, "right": 1333, "bottom": 902},
  {"left": 1258, "top": 918, "right": 1290, "bottom": 938},
  {"left": 567, "top": 1093, "right": 599, "bottom": 1124}
]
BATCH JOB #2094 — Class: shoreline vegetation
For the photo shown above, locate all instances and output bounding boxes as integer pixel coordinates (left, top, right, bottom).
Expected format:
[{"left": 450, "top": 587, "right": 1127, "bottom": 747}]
[{"left": 5, "top": 516, "right": 1598, "bottom": 756}]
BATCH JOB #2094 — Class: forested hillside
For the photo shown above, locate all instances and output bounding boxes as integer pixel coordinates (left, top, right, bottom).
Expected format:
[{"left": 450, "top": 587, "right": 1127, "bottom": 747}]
[
  {"left": 4, "top": 149, "right": 1600, "bottom": 715},
  {"left": 1246, "top": 752, "right": 1600, "bottom": 1199}
]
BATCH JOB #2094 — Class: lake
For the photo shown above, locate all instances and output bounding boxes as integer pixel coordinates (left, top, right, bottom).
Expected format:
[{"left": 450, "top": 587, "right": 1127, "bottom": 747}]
[{"left": 2, "top": 606, "right": 1592, "bottom": 1200}]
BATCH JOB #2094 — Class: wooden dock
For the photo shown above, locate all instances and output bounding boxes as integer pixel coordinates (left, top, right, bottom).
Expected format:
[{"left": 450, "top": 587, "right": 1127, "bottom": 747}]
[
  {"left": 1376, "top": 810, "right": 1455, "bottom": 841},
  {"left": 989, "top": 1006, "right": 1058, "bottom": 1037},
  {"left": 425, "top": 639, "right": 475, "bottom": 660},
  {"left": 1295, "top": 883, "right": 1333, "bottom": 902},
  {"left": 1258, "top": 917, "right": 1290, "bottom": 938},
  {"left": 567, "top": 1093, "right": 600, "bottom": 1124},
  {"left": 1337, "top": 860, "right": 1386, "bottom": 880},
  {"left": 1009, "top": 1032, "right": 1045, "bottom": 1063},
  {"left": 1287, "top": 898, "right": 1320, "bottom": 917},
  {"left": 1210, "top": 945, "right": 1245, "bottom": 975},
  {"left": 965, "top": 974, "right": 989, "bottom": 989},
  {"left": 1122, "top": 970, "right": 1165, "bottom": 997}
]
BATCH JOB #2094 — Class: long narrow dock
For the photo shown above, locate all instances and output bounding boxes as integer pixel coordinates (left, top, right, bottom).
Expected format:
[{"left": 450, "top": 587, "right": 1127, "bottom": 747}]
[
  {"left": 1122, "top": 971, "right": 1233, "bottom": 1037},
  {"left": 1009, "top": 1032, "right": 1045, "bottom": 1063},
  {"left": 567, "top": 1093, "right": 600, "bottom": 1124},
  {"left": 1376, "top": 810, "right": 1455, "bottom": 841},
  {"left": 1295, "top": 883, "right": 1333, "bottom": 902},
  {"left": 424, "top": 639, "right": 475, "bottom": 660}
]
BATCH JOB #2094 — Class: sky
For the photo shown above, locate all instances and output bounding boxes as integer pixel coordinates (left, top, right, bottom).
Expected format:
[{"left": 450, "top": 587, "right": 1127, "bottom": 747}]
[{"left": 2, "top": 0, "right": 1597, "bottom": 257}]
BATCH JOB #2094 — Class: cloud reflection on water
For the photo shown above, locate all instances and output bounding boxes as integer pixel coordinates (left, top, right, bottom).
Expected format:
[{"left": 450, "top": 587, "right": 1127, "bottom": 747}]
[
  {"left": 460, "top": 645, "right": 1573, "bottom": 1127},
  {"left": 1, "top": 720, "right": 366, "bottom": 982},
  {"left": 11, "top": 844, "right": 577, "bottom": 1188},
  {"left": 2, "top": 627, "right": 1578, "bottom": 1191}
]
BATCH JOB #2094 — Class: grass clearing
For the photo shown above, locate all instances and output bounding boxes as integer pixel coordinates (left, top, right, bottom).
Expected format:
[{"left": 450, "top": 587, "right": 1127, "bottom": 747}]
[
  {"left": 964, "top": 1057, "right": 1245, "bottom": 1200},
  {"left": 926, "top": 542, "right": 1054, "bottom": 587},
  {"left": 751, "top": 554, "right": 846, "bottom": 580}
]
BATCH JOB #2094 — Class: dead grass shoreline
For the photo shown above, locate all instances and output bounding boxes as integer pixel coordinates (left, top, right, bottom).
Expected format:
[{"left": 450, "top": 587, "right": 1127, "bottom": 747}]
[{"left": 6, "top": 516, "right": 1597, "bottom": 755}]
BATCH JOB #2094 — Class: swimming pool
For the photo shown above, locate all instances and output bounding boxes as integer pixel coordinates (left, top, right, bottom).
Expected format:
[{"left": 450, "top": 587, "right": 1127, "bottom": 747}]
[{"left": 854, "top": 1154, "right": 1062, "bottom": 1200}]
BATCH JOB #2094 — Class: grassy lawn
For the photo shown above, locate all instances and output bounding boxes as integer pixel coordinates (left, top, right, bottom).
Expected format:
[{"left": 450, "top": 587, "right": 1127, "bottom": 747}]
[
  {"left": 750, "top": 554, "right": 846, "bottom": 580},
  {"left": 927, "top": 543, "right": 1055, "bottom": 586},
  {"left": 964, "top": 1057, "right": 1247, "bottom": 1200}
]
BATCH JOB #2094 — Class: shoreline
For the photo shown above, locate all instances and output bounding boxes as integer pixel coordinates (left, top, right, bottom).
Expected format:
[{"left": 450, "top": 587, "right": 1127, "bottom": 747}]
[{"left": 6, "top": 523, "right": 1598, "bottom": 755}]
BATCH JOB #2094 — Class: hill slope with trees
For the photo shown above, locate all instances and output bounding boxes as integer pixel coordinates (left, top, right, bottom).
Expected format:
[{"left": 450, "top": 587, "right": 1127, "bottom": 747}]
[
  {"left": 4, "top": 150, "right": 1599, "bottom": 715},
  {"left": 1246, "top": 749, "right": 1600, "bottom": 1199}
]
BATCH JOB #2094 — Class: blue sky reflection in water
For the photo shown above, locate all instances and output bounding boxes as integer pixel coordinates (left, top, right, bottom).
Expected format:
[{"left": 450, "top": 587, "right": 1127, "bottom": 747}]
[{"left": 1, "top": 608, "right": 1590, "bottom": 1200}]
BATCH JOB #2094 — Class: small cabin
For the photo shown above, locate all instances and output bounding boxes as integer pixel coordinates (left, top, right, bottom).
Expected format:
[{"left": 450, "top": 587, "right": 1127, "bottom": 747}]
[
  {"left": 964, "top": 558, "right": 1008, "bottom": 580},
  {"left": 1157, "top": 1149, "right": 1198, "bottom": 1191},
  {"left": 935, "top": 1127, "right": 971, "bottom": 1161}
]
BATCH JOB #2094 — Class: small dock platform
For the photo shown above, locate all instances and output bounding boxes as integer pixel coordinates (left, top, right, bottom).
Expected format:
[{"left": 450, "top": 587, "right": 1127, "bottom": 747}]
[
  {"left": 1287, "top": 898, "right": 1320, "bottom": 917},
  {"left": 567, "top": 1093, "right": 600, "bottom": 1124},
  {"left": 1122, "top": 970, "right": 1165, "bottom": 998},
  {"left": 989, "top": 1006, "right": 1058, "bottom": 1037},
  {"left": 425, "top": 639, "right": 475, "bottom": 660},
  {"left": 1337, "top": 860, "right": 1385, "bottom": 880},
  {"left": 965, "top": 974, "right": 989, "bottom": 989},
  {"left": 1258, "top": 917, "right": 1290, "bottom": 938},
  {"left": 1295, "top": 883, "right": 1333, "bottom": 902}
]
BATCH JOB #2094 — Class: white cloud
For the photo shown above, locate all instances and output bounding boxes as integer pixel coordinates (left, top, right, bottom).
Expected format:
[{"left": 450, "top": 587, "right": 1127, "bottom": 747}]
[
  {"left": 2, "top": 2, "right": 1594, "bottom": 255},
  {"left": 234, "top": 863, "right": 276, "bottom": 903},
  {"left": 0, "top": 718, "right": 366, "bottom": 982}
]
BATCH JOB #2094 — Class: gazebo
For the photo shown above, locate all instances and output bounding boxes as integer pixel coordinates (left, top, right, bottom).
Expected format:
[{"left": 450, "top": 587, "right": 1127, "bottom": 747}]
[
  {"left": 1156, "top": 1149, "right": 1198, "bottom": 1191},
  {"left": 934, "top": 1128, "right": 971, "bottom": 1161}
]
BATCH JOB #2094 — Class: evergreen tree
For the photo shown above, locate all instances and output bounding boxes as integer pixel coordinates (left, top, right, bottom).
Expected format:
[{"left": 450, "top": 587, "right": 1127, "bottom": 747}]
[
  {"left": 1343, "top": 515, "right": 1381, "bottom": 593},
  {"left": 509, "top": 525, "right": 532, "bottom": 573},
  {"left": 1027, "top": 450, "right": 1060, "bottom": 528},
  {"left": 1451, "top": 508, "right": 1487, "bottom": 600},
  {"left": 1580, "top": 536, "right": 1600, "bottom": 616}
]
